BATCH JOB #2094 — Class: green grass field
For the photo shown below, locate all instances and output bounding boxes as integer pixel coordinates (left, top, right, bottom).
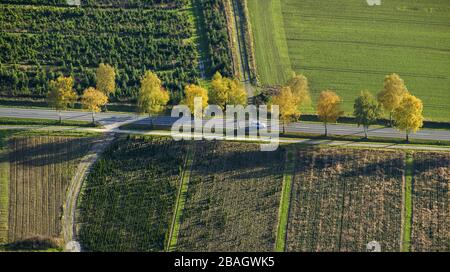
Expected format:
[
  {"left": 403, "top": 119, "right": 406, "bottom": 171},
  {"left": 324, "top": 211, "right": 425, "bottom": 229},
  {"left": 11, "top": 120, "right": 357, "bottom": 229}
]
[{"left": 248, "top": 0, "right": 450, "bottom": 121}]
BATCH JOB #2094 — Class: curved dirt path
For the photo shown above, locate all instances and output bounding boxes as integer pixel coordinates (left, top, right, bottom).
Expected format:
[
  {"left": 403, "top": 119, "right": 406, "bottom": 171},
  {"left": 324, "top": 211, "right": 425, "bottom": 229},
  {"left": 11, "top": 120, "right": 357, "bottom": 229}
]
[{"left": 62, "top": 133, "right": 116, "bottom": 247}]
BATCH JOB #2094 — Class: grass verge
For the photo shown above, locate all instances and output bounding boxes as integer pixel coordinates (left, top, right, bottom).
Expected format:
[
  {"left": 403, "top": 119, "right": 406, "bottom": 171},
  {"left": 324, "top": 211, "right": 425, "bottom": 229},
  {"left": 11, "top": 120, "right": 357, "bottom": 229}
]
[
  {"left": 0, "top": 148, "right": 9, "bottom": 244},
  {"left": 402, "top": 153, "right": 414, "bottom": 252},
  {"left": 0, "top": 117, "right": 99, "bottom": 127},
  {"left": 167, "top": 144, "right": 195, "bottom": 252},
  {"left": 275, "top": 148, "right": 295, "bottom": 252},
  {"left": 247, "top": 0, "right": 291, "bottom": 85}
]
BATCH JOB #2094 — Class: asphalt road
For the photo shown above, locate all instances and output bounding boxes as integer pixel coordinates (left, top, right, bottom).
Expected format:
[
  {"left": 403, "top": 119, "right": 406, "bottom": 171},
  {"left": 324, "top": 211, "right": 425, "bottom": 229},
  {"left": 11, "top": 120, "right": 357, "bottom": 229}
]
[{"left": 1, "top": 107, "right": 450, "bottom": 142}]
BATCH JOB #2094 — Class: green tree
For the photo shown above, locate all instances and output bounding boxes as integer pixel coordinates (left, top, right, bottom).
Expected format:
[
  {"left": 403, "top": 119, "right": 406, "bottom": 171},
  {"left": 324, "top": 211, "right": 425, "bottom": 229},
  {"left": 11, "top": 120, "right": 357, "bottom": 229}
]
[
  {"left": 286, "top": 72, "right": 311, "bottom": 108},
  {"left": 271, "top": 87, "right": 300, "bottom": 134},
  {"left": 182, "top": 84, "right": 209, "bottom": 118},
  {"left": 317, "top": 90, "right": 343, "bottom": 137},
  {"left": 353, "top": 90, "right": 382, "bottom": 138},
  {"left": 96, "top": 63, "right": 116, "bottom": 96},
  {"left": 209, "top": 72, "right": 247, "bottom": 109},
  {"left": 392, "top": 94, "right": 424, "bottom": 142},
  {"left": 47, "top": 76, "right": 77, "bottom": 123},
  {"left": 137, "top": 71, "right": 170, "bottom": 126},
  {"left": 377, "top": 73, "right": 409, "bottom": 126},
  {"left": 81, "top": 87, "right": 108, "bottom": 123}
]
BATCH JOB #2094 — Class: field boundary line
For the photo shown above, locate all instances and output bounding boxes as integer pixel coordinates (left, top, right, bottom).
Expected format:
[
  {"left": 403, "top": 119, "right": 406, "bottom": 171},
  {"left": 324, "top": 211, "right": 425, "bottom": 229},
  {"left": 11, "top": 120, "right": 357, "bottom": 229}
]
[
  {"left": 401, "top": 152, "right": 414, "bottom": 252},
  {"left": 0, "top": 149, "right": 9, "bottom": 244},
  {"left": 274, "top": 148, "right": 295, "bottom": 252},
  {"left": 62, "top": 133, "right": 115, "bottom": 246},
  {"left": 166, "top": 143, "right": 195, "bottom": 252},
  {"left": 191, "top": 0, "right": 209, "bottom": 78}
]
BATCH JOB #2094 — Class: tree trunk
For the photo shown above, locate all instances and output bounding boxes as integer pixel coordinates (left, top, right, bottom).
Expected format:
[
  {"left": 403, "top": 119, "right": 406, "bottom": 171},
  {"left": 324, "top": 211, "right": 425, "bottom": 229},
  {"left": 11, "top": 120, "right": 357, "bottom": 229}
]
[
  {"left": 364, "top": 126, "right": 368, "bottom": 139},
  {"left": 406, "top": 131, "right": 409, "bottom": 142},
  {"left": 389, "top": 111, "right": 393, "bottom": 127},
  {"left": 149, "top": 113, "right": 152, "bottom": 128},
  {"left": 324, "top": 122, "right": 328, "bottom": 137},
  {"left": 58, "top": 110, "right": 62, "bottom": 123},
  {"left": 92, "top": 111, "right": 95, "bottom": 123},
  {"left": 283, "top": 122, "right": 286, "bottom": 134}
]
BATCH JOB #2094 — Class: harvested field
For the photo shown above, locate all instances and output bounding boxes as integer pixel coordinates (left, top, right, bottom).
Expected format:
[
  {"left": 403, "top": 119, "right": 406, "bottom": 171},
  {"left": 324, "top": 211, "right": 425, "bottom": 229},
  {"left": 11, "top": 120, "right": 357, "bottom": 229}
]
[
  {"left": 77, "top": 136, "right": 189, "bottom": 252},
  {"left": 286, "top": 147, "right": 405, "bottom": 252},
  {"left": 7, "top": 136, "right": 92, "bottom": 242},
  {"left": 176, "top": 141, "right": 285, "bottom": 252},
  {"left": 411, "top": 152, "right": 449, "bottom": 252}
]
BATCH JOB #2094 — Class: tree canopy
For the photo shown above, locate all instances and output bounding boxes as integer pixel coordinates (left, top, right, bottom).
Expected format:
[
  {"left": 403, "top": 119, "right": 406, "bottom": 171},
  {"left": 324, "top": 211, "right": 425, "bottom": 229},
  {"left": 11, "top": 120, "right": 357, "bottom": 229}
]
[
  {"left": 353, "top": 90, "right": 382, "bottom": 138},
  {"left": 270, "top": 86, "right": 300, "bottom": 133},
  {"left": 392, "top": 94, "right": 424, "bottom": 141},
  {"left": 137, "top": 71, "right": 170, "bottom": 117},
  {"left": 81, "top": 87, "right": 108, "bottom": 122},
  {"left": 377, "top": 73, "right": 409, "bottom": 124},
  {"left": 317, "top": 90, "right": 343, "bottom": 136},
  {"left": 96, "top": 63, "right": 116, "bottom": 96},
  {"left": 47, "top": 75, "right": 77, "bottom": 121}
]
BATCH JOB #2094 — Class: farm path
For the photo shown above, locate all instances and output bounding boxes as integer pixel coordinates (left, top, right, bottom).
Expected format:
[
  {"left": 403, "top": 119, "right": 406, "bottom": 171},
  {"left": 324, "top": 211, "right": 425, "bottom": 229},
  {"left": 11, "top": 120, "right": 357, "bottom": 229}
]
[
  {"left": 230, "top": 0, "right": 255, "bottom": 104},
  {"left": 62, "top": 133, "right": 115, "bottom": 249}
]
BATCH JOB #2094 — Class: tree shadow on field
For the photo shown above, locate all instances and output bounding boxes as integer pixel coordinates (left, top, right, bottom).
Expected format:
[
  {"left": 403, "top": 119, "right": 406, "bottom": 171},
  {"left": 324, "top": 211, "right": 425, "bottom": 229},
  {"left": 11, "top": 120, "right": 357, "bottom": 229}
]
[
  {"left": 192, "top": 141, "right": 286, "bottom": 180},
  {"left": 4, "top": 137, "right": 93, "bottom": 166},
  {"left": 412, "top": 153, "right": 450, "bottom": 172},
  {"left": 338, "top": 157, "right": 405, "bottom": 179}
]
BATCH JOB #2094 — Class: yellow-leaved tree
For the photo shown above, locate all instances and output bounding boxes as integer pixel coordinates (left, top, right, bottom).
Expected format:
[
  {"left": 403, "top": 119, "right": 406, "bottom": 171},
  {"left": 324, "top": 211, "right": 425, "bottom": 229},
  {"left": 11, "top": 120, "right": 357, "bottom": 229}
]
[
  {"left": 392, "top": 94, "right": 424, "bottom": 142},
  {"left": 96, "top": 63, "right": 116, "bottom": 97},
  {"left": 209, "top": 72, "right": 247, "bottom": 109},
  {"left": 270, "top": 86, "right": 300, "bottom": 133},
  {"left": 81, "top": 87, "right": 108, "bottom": 123},
  {"left": 377, "top": 73, "right": 409, "bottom": 125},
  {"left": 47, "top": 75, "right": 78, "bottom": 123},
  {"left": 286, "top": 72, "right": 311, "bottom": 108},
  {"left": 137, "top": 71, "right": 170, "bottom": 126},
  {"left": 317, "top": 90, "right": 343, "bottom": 136},
  {"left": 182, "top": 84, "right": 209, "bottom": 118}
]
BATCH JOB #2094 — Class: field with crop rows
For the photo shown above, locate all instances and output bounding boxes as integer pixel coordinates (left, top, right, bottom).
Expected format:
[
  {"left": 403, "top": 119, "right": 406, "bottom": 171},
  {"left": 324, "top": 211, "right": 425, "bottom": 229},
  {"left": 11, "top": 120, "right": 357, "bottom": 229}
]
[
  {"left": 7, "top": 136, "right": 92, "bottom": 242},
  {"left": 0, "top": 131, "right": 14, "bottom": 244},
  {"left": 77, "top": 136, "right": 189, "bottom": 252},
  {"left": 176, "top": 141, "right": 285, "bottom": 252},
  {"left": 286, "top": 148, "right": 405, "bottom": 252},
  {"left": 411, "top": 152, "right": 449, "bottom": 252},
  {"left": 0, "top": 0, "right": 232, "bottom": 101},
  {"left": 248, "top": 0, "right": 450, "bottom": 121}
]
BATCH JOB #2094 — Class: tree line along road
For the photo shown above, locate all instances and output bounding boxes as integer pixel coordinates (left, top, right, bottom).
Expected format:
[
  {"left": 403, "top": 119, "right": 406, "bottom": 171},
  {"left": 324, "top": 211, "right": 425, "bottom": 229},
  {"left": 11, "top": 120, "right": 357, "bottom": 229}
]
[{"left": 1, "top": 107, "right": 450, "bottom": 142}]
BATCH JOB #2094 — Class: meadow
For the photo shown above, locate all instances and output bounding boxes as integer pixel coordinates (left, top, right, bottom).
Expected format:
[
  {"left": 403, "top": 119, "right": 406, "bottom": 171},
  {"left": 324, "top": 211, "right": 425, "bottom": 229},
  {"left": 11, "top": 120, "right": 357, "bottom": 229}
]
[{"left": 248, "top": 0, "right": 450, "bottom": 121}]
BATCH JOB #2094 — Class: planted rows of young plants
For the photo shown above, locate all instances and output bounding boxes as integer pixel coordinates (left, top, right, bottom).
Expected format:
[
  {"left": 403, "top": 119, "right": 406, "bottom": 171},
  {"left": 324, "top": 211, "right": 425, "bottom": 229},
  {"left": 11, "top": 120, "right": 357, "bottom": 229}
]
[
  {"left": 286, "top": 148, "right": 405, "bottom": 252},
  {"left": 176, "top": 141, "right": 285, "bottom": 252},
  {"left": 199, "top": 0, "right": 233, "bottom": 77},
  {"left": 7, "top": 136, "right": 92, "bottom": 243},
  {"left": 77, "top": 136, "right": 189, "bottom": 252},
  {"left": 0, "top": 3, "right": 199, "bottom": 100},
  {"left": 411, "top": 152, "right": 449, "bottom": 252},
  {"left": 0, "top": 131, "right": 12, "bottom": 244},
  {"left": 1, "top": 0, "right": 188, "bottom": 8}
]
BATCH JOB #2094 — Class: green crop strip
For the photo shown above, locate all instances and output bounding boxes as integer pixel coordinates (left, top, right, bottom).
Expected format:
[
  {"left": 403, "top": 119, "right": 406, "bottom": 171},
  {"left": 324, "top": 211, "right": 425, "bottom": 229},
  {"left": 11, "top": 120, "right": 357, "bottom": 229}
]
[
  {"left": 0, "top": 149, "right": 9, "bottom": 244},
  {"left": 402, "top": 153, "right": 414, "bottom": 252},
  {"left": 166, "top": 144, "right": 195, "bottom": 252},
  {"left": 275, "top": 148, "right": 295, "bottom": 252}
]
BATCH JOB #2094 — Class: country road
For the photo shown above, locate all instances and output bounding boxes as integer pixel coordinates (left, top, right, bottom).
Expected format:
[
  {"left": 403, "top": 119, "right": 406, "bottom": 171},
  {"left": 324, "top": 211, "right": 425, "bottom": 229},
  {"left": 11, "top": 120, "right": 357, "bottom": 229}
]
[{"left": 1, "top": 107, "right": 450, "bottom": 142}]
